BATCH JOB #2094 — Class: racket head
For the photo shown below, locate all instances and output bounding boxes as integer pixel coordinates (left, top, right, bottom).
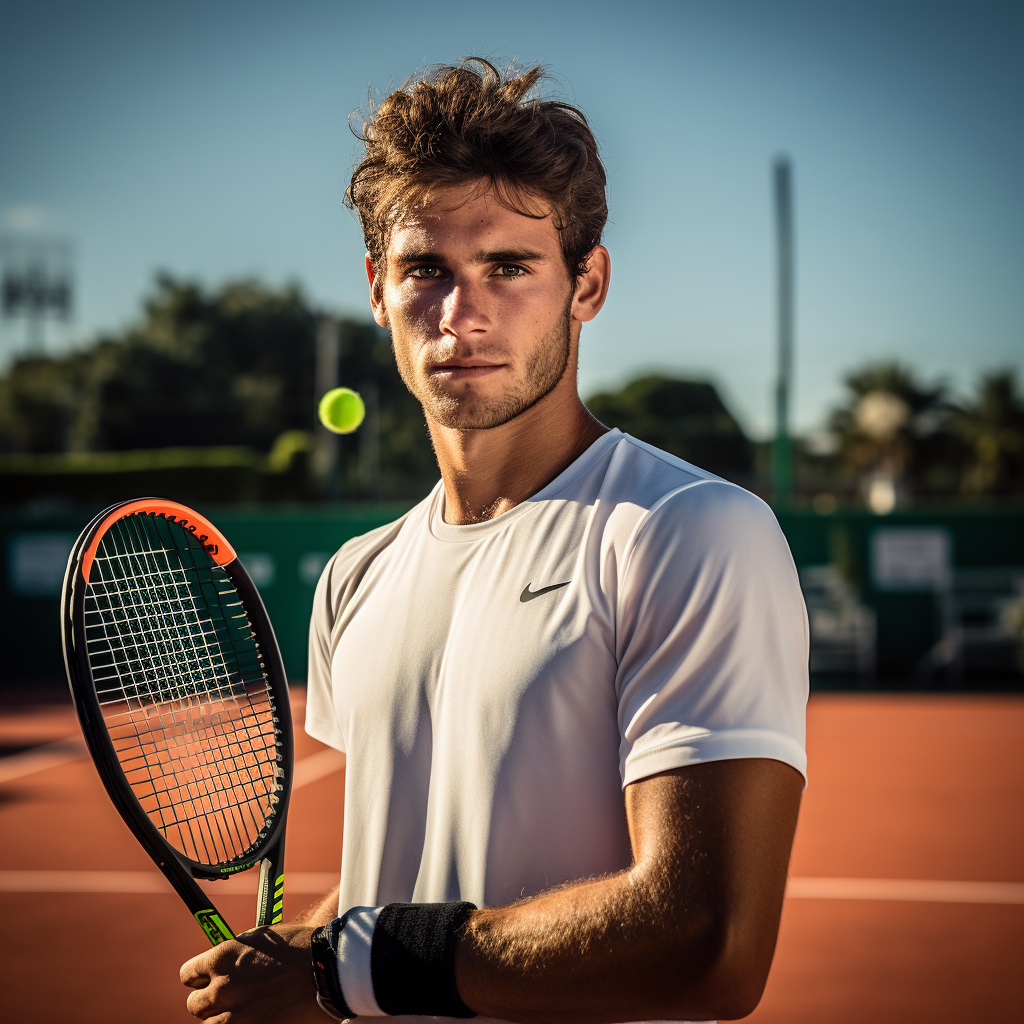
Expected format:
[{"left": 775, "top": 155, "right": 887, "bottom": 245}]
[{"left": 62, "top": 498, "right": 293, "bottom": 881}]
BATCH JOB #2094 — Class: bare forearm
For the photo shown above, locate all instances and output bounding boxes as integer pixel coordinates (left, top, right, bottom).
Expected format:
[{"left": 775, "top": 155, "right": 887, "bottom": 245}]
[
  {"left": 453, "top": 761, "right": 802, "bottom": 1024},
  {"left": 290, "top": 883, "right": 340, "bottom": 927},
  {"left": 454, "top": 866, "right": 725, "bottom": 1024}
]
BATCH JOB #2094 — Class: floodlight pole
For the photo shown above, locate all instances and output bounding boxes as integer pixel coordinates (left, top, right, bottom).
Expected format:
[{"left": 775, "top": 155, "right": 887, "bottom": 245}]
[
  {"left": 315, "top": 317, "right": 341, "bottom": 497},
  {"left": 772, "top": 158, "right": 795, "bottom": 509}
]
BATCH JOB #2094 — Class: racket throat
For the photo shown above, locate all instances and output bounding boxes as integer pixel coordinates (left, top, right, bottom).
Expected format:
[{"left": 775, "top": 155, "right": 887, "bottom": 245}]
[{"left": 256, "top": 857, "right": 285, "bottom": 926}]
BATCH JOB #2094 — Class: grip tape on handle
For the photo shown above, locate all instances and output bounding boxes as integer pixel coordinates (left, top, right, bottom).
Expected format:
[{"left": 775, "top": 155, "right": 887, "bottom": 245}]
[{"left": 195, "top": 909, "right": 235, "bottom": 945}]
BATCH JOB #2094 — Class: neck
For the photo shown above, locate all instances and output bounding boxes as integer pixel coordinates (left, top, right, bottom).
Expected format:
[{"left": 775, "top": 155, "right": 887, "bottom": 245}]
[{"left": 428, "top": 374, "right": 607, "bottom": 525}]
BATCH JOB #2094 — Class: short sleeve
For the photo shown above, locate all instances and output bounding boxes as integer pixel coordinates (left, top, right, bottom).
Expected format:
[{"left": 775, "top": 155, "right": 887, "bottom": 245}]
[
  {"left": 302, "top": 509, "right": 416, "bottom": 754},
  {"left": 615, "top": 480, "right": 808, "bottom": 787},
  {"left": 305, "top": 556, "right": 346, "bottom": 752}
]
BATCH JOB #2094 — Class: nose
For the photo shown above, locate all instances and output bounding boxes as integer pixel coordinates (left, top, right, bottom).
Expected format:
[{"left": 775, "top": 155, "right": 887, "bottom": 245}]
[{"left": 438, "top": 279, "right": 489, "bottom": 338}]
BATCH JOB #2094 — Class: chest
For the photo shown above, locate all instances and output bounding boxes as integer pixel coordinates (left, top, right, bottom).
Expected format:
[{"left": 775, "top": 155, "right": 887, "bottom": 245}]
[{"left": 328, "top": 508, "right": 617, "bottom": 756}]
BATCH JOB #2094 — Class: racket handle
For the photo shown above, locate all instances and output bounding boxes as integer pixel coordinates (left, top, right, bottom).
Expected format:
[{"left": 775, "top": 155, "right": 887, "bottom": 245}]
[
  {"left": 153, "top": 847, "right": 236, "bottom": 946},
  {"left": 195, "top": 908, "right": 236, "bottom": 945},
  {"left": 256, "top": 839, "right": 286, "bottom": 928}
]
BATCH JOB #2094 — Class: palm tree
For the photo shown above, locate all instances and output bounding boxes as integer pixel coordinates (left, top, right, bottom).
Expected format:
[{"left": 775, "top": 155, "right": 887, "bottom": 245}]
[
  {"left": 954, "top": 370, "right": 1024, "bottom": 498},
  {"left": 828, "top": 362, "right": 961, "bottom": 508}
]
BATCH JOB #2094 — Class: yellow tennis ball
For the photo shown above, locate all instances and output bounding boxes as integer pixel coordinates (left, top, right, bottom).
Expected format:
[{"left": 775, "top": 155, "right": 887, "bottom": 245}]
[{"left": 318, "top": 387, "right": 365, "bottom": 434}]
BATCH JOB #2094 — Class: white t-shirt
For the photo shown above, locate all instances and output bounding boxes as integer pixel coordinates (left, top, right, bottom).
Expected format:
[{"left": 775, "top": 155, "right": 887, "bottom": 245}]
[{"left": 305, "top": 429, "right": 808, "bottom": 1022}]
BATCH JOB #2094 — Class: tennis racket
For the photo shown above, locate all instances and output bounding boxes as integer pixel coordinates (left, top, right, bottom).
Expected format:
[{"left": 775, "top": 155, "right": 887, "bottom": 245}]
[{"left": 60, "top": 498, "right": 293, "bottom": 945}]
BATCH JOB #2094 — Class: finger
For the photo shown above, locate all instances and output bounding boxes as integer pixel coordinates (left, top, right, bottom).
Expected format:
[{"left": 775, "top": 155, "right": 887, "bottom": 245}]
[
  {"left": 187, "top": 1004, "right": 230, "bottom": 1024},
  {"left": 186, "top": 975, "right": 230, "bottom": 1018},
  {"left": 181, "top": 941, "right": 238, "bottom": 986},
  {"left": 180, "top": 954, "right": 212, "bottom": 987}
]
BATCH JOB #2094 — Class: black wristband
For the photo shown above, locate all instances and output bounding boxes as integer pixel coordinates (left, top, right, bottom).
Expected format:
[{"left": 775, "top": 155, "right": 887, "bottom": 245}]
[
  {"left": 370, "top": 901, "right": 477, "bottom": 1017},
  {"left": 311, "top": 918, "right": 356, "bottom": 1020}
]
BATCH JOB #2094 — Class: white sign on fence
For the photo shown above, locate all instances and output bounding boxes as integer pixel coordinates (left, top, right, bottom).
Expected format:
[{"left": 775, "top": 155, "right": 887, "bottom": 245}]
[
  {"left": 871, "top": 528, "right": 952, "bottom": 591},
  {"left": 9, "top": 532, "right": 75, "bottom": 596}
]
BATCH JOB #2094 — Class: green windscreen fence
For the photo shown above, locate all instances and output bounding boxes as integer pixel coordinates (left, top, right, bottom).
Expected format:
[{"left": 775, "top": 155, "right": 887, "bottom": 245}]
[
  {"left": 776, "top": 508, "right": 1024, "bottom": 680},
  {"left": 2, "top": 505, "right": 414, "bottom": 687},
  {"left": 3, "top": 503, "right": 1023, "bottom": 688}
]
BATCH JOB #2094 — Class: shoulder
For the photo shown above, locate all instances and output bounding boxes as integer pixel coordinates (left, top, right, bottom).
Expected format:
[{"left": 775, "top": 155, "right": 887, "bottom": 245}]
[
  {"left": 312, "top": 489, "right": 435, "bottom": 623},
  {"left": 597, "top": 432, "right": 719, "bottom": 502},
  {"left": 588, "top": 436, "right": 797, "bottom": 621},
  {"left": 326, "top": 513, "right": 413, "bottom": 583},
  {"left": 594, "top": 433, "right": 781, "bottom": 556},
  {"left": 638, "top": 476, "right": 780, "bottom": 553}
]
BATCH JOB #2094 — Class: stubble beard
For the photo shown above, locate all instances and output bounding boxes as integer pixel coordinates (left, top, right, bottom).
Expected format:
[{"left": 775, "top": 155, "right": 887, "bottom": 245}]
[{"left": 394, "top": 296, "right": 574, "bottom": 431}]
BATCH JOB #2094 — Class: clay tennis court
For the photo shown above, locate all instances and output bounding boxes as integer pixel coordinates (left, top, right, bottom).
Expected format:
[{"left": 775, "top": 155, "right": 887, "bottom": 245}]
[{"left": 1, "top": 690, "right": 1021, "bottom": 1023}]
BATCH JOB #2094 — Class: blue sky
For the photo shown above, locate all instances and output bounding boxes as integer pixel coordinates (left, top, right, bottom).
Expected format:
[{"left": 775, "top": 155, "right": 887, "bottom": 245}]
[{"left": 1, "top": 0, "right": 1020, "bottom": 438}]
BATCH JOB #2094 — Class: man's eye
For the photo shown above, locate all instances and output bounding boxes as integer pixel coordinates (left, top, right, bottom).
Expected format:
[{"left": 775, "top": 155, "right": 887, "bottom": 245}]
[
  {"left": 411, "top": 266, "right": 441, "bottom": 279},
  {"left": 496, "top": 265, "right": 525, "bottom": 278}
]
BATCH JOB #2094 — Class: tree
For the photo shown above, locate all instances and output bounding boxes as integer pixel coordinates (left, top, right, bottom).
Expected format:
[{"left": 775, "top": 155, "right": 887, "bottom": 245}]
[
  {"left": 71, "top": 276, "right": 321, "bottom": 452},
  {"left": 585, "top": 375, "right": 753, "bottom": 480},
  {"left": 0, "top": 275, "right": 439, "bottom": 499},
  {"left": 954, "top": 370, "right": 1024, "bottom": 498},
  {"left": 827, "top": 361, "right": 964, "bottom": 502},
  {"left": 0, "top": 349, "right": 91, "bottom": 454}
]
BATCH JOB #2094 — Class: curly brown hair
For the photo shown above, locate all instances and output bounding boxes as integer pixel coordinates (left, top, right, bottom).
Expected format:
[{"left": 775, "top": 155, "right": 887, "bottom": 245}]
[{"left": 345, "top": 58, "right": 608, "bottom": 283}]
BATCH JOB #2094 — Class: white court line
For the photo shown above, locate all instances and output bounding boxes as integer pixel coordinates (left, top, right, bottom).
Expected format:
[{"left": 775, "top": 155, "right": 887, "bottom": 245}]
[
  {"left": 0, "top": 870, "right": 338, "bottom": 894},
  {"left": 786, "top": 876, "right": 1024, "bottom": 905},
  {"left": 2, "top": 738, "right": 1018, "bottom": 907},
  {"left": 1, "top": 871, "right": 1022, "bottom": 904},
  {"left": 292, "top": 748, "right": 345, "bottom": 790},
  {"left": 0, "top": 738, "right": 85, "bottom": 785},
  {"left": 0, "top": 747, "right": 345, "bottom": 895},
  {"left": 0, "top": 739, "right": 341, "bottom": 788}
]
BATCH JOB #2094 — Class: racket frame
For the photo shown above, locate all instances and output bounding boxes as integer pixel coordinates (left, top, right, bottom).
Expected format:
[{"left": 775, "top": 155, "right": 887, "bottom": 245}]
[{"left": 61, "top": 499, "right": 294, "bottom": 944}]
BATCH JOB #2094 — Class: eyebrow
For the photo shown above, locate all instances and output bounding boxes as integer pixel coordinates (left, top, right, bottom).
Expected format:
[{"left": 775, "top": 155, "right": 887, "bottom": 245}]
[
  {"left": 476, "top": 248, "right": 547, "bottom": 265},
  {"left": 394, "top": 248, "right": 548, "bottom": 266}
]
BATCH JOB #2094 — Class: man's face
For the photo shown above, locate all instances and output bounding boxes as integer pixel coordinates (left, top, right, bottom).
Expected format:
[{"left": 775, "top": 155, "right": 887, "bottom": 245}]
[{"left": 368, "top": 183, "right": 577, "bottom": 430}]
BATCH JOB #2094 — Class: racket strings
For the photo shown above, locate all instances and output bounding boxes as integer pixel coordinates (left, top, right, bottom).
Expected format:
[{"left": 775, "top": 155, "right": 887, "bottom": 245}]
[
  {"left": 83, "top": 512, "right": 283, "bottom": 866},
  {"left": 91, "top": 572, "right": 274, "bottom": 861},
  {"left": 88, "top": 547, "right": 239, "bottom": 704},
  {"left": 97, "top": 512, "right": 277, "bottom": 864}
]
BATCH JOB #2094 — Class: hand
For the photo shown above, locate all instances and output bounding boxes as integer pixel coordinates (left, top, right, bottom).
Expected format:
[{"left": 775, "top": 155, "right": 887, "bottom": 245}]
[{"left": 180, "top": 923, "right": 327, "bottom": 1023}]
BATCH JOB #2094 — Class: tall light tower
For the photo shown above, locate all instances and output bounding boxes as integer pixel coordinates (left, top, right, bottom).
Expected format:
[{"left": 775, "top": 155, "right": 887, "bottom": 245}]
[
  {"left": 772, "top": 157, "right": 795, "bottom": 509},
  {"left": 0, "top": 234, "right": 74, "bottom": 356}
]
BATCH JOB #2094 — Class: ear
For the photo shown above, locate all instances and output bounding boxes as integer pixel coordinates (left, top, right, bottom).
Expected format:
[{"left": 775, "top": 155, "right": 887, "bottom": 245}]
[
  {"left": 570, "top": 246, "right": 611, "bottom": 323},
  {"left": 366, "top": 253, "right": 389, "bottom": 328}
]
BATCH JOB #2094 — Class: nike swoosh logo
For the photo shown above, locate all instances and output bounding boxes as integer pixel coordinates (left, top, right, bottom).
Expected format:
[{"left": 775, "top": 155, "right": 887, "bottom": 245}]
[{"left": 520, "top": 581, "right": 571, "bottom": 603}]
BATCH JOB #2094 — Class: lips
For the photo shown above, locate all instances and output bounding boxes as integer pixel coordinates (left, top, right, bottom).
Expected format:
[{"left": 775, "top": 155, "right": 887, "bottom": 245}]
[{"left": 429, "top": 361, "right": 503, "bottom": 380}]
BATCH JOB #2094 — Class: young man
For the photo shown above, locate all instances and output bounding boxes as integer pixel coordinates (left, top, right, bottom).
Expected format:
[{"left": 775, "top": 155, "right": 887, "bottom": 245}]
[{"left": 181, "top": 59, "right": 808, "bottom": 1024}]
